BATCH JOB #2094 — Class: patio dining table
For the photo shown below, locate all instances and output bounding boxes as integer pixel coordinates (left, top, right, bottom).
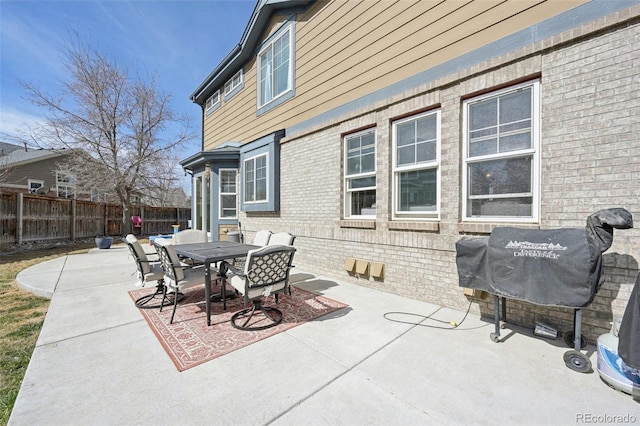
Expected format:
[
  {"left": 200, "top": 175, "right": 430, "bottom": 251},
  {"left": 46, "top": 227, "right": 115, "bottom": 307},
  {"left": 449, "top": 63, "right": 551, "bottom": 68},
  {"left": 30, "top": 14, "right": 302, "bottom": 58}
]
[{"left": 172, "top": 241, "right": 259, "bottom": 326}]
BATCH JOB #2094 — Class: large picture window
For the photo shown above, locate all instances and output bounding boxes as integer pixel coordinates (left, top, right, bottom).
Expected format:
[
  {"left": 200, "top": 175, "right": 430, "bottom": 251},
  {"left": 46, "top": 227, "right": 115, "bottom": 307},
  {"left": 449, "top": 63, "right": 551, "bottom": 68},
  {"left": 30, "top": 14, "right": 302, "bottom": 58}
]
[
  {"left": 344, "top": 129, "right": 376, "bottom": 218},
  {"left": 462, "top": 81, "right": 539, "bottom": 221},
  {"left": 258, "top": 24, "right": 293, "bottom": 109},
  {"left": 219, "top": 169, "right": 237, "bottom": 218},
  {"left": 244, "top": 154, "right": 268, "bottom": 204},
  {"left": 392, "top": 110, "right": 440, "bottom": 219}
]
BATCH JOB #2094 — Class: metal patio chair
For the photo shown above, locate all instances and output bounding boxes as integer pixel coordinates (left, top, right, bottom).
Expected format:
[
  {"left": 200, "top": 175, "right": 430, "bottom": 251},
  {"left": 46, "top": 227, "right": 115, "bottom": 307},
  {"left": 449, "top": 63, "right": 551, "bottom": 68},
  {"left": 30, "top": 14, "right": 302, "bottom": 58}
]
[
  {"left": 124, "top": 234, "right": 171, "bottom": 309},
  {"left": 267, "top": 232, "right": 296, "bottom": 294},
  {"left": 155, "top": 238, "right": 216, "bottom": 324},
  {"left": 221, "top": 245, "right": 296, "bottom": 331}
]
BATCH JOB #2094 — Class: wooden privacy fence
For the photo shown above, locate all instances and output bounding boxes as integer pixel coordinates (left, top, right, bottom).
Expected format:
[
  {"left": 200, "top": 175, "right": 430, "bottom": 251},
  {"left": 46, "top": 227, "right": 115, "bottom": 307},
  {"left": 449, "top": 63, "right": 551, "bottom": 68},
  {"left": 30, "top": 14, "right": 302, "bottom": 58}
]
[{"left": 0, "top": 192, "right": 190, "bottom": 245}]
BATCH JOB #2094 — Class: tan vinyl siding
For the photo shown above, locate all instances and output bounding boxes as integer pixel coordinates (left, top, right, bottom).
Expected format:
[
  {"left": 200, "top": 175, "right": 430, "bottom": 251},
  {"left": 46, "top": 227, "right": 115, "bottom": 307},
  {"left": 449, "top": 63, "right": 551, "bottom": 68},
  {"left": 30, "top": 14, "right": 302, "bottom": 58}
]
[
  {"left": 202, "top": 0, "right": 587, "bottom": 150},
  {"left": 202, "top": 14, "right": 290, "bottom": 143},
  {"left": 204, "top": 58, "right": 258, "bottom": 142},
  {"left": 3, "top": 156, "right": 62, "bottom": 189},
  {"left": 261, "top": 13, "right": 290, "bottom": 42}
]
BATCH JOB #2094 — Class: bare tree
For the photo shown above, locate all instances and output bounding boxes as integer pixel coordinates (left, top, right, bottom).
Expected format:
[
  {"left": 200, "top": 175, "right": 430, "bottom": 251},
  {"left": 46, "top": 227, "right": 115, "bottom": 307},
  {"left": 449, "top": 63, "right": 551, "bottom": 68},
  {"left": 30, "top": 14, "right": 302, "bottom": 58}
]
[
  {"left": 138, "top": 151, "right": 190, "bottom": 207},
  {"left": 0, "top": 138, "right": 22, "bottom": 185},
  {"left": 0, "top": 154, "right": 13, "bottom": 185},
  {"left": 20, "top": 36, "right": 194, "bottom": 233}
]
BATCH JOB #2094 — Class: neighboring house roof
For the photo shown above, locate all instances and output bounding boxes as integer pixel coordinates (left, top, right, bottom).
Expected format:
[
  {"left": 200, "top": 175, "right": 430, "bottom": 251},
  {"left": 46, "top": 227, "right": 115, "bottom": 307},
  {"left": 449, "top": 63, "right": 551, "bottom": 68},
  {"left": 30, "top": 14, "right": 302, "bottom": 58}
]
[
  {"left": 190, "top": 0, "right": 313, "bottom": 105},
  {"left": 0, "top": 143, "right": 70, "bottom": 168},
  {"left": 0, "top": 141, "right": 23, "bottom": 156}
]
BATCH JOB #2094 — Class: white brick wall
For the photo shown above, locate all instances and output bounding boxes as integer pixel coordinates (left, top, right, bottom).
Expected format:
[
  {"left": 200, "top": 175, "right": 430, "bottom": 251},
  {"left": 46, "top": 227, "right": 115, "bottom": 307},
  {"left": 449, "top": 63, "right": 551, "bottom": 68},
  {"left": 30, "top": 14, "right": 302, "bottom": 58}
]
[{"left": 241, "top": 18, "right": 640, "bottom": 341}]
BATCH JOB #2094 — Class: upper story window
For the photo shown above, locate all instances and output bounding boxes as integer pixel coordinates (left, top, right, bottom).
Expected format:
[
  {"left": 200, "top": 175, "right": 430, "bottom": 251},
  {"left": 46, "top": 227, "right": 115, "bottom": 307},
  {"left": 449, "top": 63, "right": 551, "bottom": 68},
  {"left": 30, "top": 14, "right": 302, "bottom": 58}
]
[
  {"left": 244, "top": 153, "right": 268, "bottom": 204},
  {"left": 462, "top": 80, "right": 540, "bottom": 222},
  {"left": 205, "top": 90, "right": 220, "bottom": 115},
  {"left": 344, "top": 129, "right": 376, "bottom": 219},
  {"left": 56, "top": 172, "right": 75, "bottom": 199},
  {"left": 257, "top": 21, "right": 295, "bottom": 114},
  {"left": 219, "top": 169, "right": 238, "bottom": 218},
  {"left": 392, "top": 110, "right": 440, "bottom": 220},
  {"left": 224, "top": 70, "right": 243, "bottom": 98}
]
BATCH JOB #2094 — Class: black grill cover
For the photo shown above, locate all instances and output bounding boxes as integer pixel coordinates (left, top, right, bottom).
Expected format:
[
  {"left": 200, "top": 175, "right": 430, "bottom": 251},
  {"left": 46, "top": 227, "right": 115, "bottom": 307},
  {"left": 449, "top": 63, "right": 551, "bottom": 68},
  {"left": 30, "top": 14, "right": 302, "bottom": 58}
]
[
  {"left": 456, "top": 208, "right": 632, "bottom": 308},
  {"left": 618, "top": 273, "right": 640, "bottom": 370}
]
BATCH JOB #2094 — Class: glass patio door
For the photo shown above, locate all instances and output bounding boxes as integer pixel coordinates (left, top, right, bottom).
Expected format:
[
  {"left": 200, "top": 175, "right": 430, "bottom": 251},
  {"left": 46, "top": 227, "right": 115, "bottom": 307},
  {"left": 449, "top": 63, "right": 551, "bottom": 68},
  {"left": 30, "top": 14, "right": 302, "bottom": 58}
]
[{"left": 193, "top": 172, "right": 210, "bottom": 233}]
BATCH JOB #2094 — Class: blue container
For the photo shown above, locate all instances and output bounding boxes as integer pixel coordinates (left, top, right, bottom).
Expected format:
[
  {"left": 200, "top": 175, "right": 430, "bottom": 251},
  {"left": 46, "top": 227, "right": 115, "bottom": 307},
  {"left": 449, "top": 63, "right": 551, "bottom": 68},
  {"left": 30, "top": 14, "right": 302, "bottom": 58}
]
[
  {"left": 95, "top": 237, "right": 113, "bottom": 249},
  {"left": 597, "top": 332, "right": 640, "bottom": 398}
]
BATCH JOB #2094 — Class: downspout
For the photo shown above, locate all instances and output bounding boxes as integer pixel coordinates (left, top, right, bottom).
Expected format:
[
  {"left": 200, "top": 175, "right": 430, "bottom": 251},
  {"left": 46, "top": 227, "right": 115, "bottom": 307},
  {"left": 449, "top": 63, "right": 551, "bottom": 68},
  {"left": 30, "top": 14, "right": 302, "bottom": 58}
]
[{"left": 199, "top": 103, "right": 205, "bottom": 151}]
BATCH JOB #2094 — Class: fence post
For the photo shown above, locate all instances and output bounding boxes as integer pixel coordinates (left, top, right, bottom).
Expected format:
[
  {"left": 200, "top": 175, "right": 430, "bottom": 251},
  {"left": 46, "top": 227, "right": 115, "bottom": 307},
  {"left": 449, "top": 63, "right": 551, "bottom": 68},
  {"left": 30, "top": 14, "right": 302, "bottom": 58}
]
[
  {"left": 71, "top": 199, "right": 76, "bottom": 241},
  {"left": 17, "top": 192, "right": 23, "bottom": 244},
  {"left": 140, "top": 205, "right": 145, "bottom": 236},
  {"left": 103, "top": 203, "right": 108, "bottom": 236}
]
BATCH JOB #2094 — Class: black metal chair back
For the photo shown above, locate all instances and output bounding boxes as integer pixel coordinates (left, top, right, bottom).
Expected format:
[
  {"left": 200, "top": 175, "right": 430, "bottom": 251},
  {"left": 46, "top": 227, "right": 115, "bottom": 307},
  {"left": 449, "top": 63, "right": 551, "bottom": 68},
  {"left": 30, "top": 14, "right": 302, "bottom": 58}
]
[{"left": 245, "top": 245, "right": 296, "bottom": 289}]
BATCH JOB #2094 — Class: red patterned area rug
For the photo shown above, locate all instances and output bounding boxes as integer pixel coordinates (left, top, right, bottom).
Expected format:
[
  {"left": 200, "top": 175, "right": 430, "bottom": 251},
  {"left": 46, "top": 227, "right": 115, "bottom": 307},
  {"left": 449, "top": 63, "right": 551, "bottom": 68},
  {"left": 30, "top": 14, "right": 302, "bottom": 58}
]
[{"left": 129, "top": 286, "right": 348, "bottom": 371}]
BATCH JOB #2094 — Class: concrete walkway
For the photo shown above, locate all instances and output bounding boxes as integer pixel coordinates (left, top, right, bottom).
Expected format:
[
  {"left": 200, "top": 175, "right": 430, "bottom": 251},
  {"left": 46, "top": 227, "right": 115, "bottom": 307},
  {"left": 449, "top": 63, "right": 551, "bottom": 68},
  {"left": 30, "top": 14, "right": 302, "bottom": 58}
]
[{"left": 9, "top": 245, "right": 640, "bottom": 425}]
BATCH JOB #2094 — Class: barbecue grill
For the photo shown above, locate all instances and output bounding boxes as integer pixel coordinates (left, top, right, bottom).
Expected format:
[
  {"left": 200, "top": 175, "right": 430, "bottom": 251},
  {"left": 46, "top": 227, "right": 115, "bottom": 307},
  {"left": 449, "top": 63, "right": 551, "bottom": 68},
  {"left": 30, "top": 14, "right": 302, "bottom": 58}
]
[{"left": 456, "top": 207, "right": 633, "bottom": 373}]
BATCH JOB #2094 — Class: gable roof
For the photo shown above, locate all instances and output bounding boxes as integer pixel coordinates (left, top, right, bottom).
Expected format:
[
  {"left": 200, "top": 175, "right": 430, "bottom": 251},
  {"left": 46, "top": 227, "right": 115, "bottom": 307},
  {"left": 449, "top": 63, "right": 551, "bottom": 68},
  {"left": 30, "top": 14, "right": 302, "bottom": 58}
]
[
  {"left": 0, "top": 143, "right": 70, "bottom": 168},
  {"left": 190, "top": 0, "right": 313, "bottom": 105},
  {"left": 0, "top": 141, "right": 23, "bottom": 156}
]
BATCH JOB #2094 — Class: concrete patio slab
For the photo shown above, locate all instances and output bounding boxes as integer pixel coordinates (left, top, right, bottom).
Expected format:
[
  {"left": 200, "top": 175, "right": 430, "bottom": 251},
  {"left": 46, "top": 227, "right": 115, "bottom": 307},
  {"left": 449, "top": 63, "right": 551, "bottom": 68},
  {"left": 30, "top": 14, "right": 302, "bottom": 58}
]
[
  {"left": 15, "top": 256, "right": 67, "bottom": 299},
  {"left": 55, "top": 263, "right": 136, "bottom": 291},
  {"left": 36, "top": 281, "right": 142, "bottom": 345},
  {"left": 8, "top": 247, "right": 640, "bottom": 426},
  {"left": 273, "top": 369, "right": 436, "bottom": 425},
  {"left": 292, "top": 277, "right": 441, "bottom": 368}
]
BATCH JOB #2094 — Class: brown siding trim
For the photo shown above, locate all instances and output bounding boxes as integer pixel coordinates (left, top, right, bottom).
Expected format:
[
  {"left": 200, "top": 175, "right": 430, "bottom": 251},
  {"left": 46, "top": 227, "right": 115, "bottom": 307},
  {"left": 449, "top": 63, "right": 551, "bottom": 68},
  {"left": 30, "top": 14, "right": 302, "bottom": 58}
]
[
  {"left": 390, "top": 103, "right": 442, "bottom": 123},
  {"left": 461, "top": 73, "right": 541, "bottom": 101},
  {"left": 340, "top": 123, "right": 377, "bottom": 139},
  {"left": 338, "top": 220, "right": 376, "bottom": 229},
  {"left": 388, "top": 221, "right": 440, "bottom": 232}
]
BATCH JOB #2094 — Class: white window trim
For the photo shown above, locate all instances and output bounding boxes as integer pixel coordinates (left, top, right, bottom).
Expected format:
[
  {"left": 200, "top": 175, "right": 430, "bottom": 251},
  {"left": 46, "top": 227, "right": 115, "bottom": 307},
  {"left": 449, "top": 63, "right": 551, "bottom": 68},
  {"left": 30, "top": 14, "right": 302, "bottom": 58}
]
[
  {"left": 56, "top": 172, "right": 75, "bottom": 199},
  {"left": 462, "top": 80, "right": 540, "bottom": 223},
  {"left": 205, "top": 90, "right": 221, "bottom": 114},
  {"left": 344, "top": 128, "right": 377, "bottom": 220},
  {"left": 257, "top": 23, "right": 293, "bottom": 109},
  {"left": 28, "top": 179, "right": 44, "bottom": 193},
  {"left": 193, "top": 171, "right": 209, "bottom": 232},
  {"left": 392, "top": 110, "right": 441, "bottom": 220},
  {"left": 224, "top": 70, "right": 243, "bottom": 96},
  {"left": 244, "top": 153, "right": 269, "bottom": 204},
  {"left": 219, "top": 168, "right": 238, "bottom": 219}
]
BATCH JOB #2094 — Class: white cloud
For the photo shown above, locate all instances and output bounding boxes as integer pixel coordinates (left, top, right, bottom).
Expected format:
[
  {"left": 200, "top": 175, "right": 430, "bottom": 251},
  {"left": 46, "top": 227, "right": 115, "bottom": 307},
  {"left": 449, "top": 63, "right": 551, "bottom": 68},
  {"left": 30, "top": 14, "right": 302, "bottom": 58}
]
[{"left": 0, "top": 107, "right": 46, "bottom": 139}]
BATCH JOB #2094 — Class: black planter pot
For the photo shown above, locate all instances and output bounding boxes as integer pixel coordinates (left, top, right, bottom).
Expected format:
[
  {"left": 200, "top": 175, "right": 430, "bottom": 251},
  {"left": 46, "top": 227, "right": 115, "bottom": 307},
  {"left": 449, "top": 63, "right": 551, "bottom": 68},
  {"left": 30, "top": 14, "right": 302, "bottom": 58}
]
[{"left": 95, "top": 236, "right": 113, "bottom": 249}]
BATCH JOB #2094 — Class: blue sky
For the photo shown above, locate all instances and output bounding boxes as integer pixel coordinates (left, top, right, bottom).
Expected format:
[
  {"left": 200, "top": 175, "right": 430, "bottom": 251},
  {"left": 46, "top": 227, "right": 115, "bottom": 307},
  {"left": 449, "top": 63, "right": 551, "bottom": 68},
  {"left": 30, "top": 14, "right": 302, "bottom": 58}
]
[{"left": 0, "top": 0, "right": 257, "bottom": 158}]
